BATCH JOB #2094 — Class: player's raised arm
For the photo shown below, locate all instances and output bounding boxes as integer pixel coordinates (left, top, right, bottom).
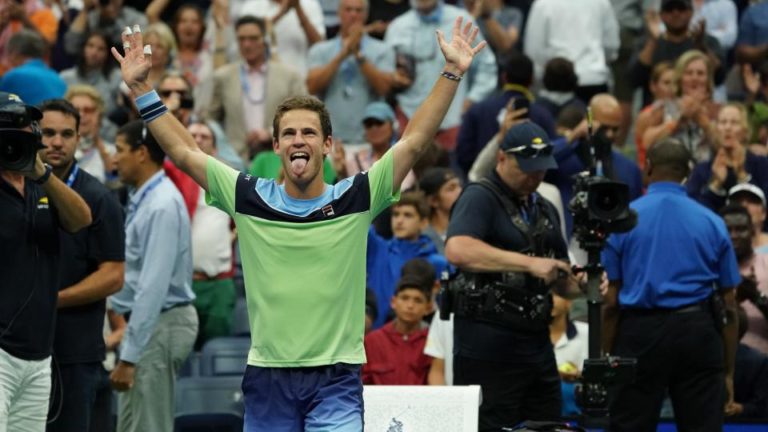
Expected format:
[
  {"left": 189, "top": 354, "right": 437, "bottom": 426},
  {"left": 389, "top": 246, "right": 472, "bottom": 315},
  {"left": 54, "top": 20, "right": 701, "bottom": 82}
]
[
  {"left": 391, "top": 17, "right": 486, "bottom": 192},
  {"left": 111, "top": 25, "right": 211, "bottom": 190}
]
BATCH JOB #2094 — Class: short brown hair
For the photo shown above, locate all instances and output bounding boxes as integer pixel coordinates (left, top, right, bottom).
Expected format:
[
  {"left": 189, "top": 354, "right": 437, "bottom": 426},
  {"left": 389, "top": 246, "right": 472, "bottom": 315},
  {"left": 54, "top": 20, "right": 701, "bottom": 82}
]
[
  {"left": 394, "top": 191, "right": 429, "bottom": 220},
  {"left": 272, "top": 95, "right": 332, "bottom": 140}
]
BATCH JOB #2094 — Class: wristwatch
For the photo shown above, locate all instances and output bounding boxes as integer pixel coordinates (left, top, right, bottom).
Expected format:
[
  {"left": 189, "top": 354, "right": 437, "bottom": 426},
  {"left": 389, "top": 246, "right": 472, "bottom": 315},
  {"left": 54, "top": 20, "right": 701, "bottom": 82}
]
[{"left": 33, "top": 163, "right": 53, "bottom": 185}]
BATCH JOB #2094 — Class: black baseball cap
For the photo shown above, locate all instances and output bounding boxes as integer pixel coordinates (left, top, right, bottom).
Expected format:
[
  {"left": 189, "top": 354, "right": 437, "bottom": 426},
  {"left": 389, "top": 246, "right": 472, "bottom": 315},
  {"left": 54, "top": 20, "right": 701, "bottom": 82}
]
[
  {"left": 0, "top": 92, "right": 42, "bottom": 127},
  {"left": 499, "top": 122, "right": 557, "bottom": 173}
]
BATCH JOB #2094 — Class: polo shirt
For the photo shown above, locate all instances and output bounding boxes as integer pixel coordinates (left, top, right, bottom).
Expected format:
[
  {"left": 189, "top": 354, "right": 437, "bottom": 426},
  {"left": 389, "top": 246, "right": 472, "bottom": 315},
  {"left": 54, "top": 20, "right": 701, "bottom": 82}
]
[
  {"left": 54, "top": 165, "right": 125, "bottom": 364},
  {"left": 307, "top": 35, "right": 395, "bottom": 144},
  {"left": 206, "top": 149, "right": 398, "bottom": 367},
  {"left": 446, "top": 170, "right": 567, "bottom": 362},
  {"left": 602, "top": 182, "right": 741, "bottom": 309},
  {"left": 0, "top": 175, "right": 60, "bottom": 360}
]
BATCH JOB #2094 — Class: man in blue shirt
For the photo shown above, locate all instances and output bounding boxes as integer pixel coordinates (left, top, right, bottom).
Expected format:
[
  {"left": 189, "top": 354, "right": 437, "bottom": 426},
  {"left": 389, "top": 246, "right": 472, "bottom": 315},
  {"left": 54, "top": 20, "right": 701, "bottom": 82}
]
[
  {"left": 306, "top": 0, "right": 395, "bottom": 144},
  {"left": 602, "top": 137, "right": 740, "bottom": 431},
  {"left": 109, "top": 120, "right": 198, "bottom": 432},
  {"left": 0, "top": 30, "right": 66, "bottom": 105}
]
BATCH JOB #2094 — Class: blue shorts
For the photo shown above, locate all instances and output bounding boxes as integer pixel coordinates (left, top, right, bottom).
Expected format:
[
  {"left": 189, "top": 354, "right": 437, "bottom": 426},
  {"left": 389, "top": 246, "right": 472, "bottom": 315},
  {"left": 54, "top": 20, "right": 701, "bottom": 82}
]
[{"left": 242, "top": 363, "right": 363, "bottom": 432}]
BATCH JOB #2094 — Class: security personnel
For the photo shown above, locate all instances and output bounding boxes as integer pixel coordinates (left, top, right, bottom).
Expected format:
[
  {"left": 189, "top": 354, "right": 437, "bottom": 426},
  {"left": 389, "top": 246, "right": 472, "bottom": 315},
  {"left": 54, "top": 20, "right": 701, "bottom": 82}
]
[
  {"left": 445, "top": 121, "right": 577, "bottom": 431},
  {"left": 602, "top": 137, "right": 740, "bottom": 431}
]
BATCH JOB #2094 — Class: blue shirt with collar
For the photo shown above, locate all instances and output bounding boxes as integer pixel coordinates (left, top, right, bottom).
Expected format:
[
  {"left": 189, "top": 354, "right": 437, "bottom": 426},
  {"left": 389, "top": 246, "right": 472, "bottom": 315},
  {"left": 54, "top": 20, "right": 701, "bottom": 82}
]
[
  {"left": 307, "top": 34, "right": 395, "bottom": 144},
  {"left": 602, "top": 182, "right": 740, "bottom": 309},
  {"left": 0, "top": 59, "right": 66, "bottom": 105},
  {"left": 110, "top": 170, "right": 195, "bottom": 363}
]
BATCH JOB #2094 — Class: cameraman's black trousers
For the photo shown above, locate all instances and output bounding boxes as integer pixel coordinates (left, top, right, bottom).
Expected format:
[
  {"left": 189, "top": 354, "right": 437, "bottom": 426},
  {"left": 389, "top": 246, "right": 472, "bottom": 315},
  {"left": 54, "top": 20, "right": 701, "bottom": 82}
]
[
  {"left": 454, "top": 354, "right": 561, "bottom": 431},
  {"left": 609, "top": 307, "right": 724, "bottom": 432}
]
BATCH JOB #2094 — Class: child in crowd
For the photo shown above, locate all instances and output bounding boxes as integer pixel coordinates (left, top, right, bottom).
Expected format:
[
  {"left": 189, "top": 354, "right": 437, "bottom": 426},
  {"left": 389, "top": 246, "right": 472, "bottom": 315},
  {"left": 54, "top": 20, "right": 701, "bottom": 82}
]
[
  {"left": 550, "top": 294, "right": 588, "bottom": 417},
  {"left": 362, "top": 276, "right": 433, "bottom": 385},
  {"left": 419, "top": 167, "right": 462, "bottom": 255},
  {"left": 367, "top": 191, "right": 447, "bottom": 328}
]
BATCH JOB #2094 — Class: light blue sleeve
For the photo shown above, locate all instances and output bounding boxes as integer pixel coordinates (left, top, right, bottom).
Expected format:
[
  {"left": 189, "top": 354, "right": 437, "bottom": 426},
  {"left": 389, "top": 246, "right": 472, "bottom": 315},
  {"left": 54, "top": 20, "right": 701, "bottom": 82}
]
[
  {"left": 119, "top": 205, "right": 183, "bottom": 363},
  {"left": 372, "top": 43, "right": 396, "bottom": 73},
  {"left": 465, "top": 30, "right": 498, "bottom": 103}
]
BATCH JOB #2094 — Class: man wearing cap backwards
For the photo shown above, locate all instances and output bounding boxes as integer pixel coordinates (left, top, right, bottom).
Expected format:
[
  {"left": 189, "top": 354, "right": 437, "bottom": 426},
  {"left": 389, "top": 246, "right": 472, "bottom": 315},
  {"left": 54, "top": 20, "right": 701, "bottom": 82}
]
[
  {"left": 602, "top": 137, "right": 740, "bottom": 431},
  {"left": 728, "top": 183, "right": 768, "bottom": 251},
  {"left": 113, "top": 18, "right": 486, "bottom": 430},
  {"left": 0, "top": 92, "right": 92, "bottom": 431},
  {"left": 445, "top": 121, "right": 578, "bottom": 430}
]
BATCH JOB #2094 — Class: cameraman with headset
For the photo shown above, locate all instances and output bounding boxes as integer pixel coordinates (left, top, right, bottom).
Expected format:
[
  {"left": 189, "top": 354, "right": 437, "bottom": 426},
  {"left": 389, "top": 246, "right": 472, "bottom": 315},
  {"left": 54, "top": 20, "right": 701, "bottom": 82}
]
[
  {"left": 0, "top": 92, "right": 92, "bottom": 431},
  {"left": 601, "top": 138, "right": 740, "bottom": 431},
  {"left": 444, "top": 121, "right": 579, "bottom": 430}
]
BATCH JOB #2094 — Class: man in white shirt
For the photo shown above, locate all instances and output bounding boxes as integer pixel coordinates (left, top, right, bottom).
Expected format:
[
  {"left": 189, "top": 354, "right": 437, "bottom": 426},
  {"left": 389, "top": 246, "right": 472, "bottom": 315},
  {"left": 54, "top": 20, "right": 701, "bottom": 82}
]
[{"left": 524, "top": 0, "right": 620, "bottom": 104}]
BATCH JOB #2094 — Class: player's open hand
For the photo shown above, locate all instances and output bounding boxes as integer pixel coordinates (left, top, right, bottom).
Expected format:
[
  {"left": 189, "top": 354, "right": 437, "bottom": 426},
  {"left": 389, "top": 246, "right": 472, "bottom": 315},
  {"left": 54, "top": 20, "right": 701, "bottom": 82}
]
[
  {"left": 436, "top": 17, "right": 487, "bottom": 75},
  {"left": 111, "top": 25, "right": 152, "bottom": 96}
]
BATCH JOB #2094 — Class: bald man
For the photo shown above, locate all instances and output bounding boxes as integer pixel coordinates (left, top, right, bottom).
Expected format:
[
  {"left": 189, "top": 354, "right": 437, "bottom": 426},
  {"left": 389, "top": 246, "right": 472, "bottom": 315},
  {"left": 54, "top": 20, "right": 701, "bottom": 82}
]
[{"left": 544, "top": 93, "right": 643, "bottom": 237}]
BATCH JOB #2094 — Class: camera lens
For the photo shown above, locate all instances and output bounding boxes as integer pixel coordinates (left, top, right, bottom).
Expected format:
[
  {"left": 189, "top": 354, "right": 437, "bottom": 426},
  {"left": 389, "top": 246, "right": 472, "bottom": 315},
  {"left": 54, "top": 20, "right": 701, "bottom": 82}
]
[
  {"left": 588, "top": 182, "right": 629, "bottom": 221},
  {"left": 0, "top": 129, "right": 43, "bottom": 171},
  {"left": 0, "top": 141, "right": 23, "bottom": 164}
]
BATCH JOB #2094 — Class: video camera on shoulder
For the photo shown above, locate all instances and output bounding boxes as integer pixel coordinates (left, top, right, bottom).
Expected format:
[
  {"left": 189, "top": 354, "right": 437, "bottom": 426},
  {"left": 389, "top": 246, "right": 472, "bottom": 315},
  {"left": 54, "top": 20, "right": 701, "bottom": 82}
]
[{"left": 0, "top": 93, "right": 43, "bottom": 172}]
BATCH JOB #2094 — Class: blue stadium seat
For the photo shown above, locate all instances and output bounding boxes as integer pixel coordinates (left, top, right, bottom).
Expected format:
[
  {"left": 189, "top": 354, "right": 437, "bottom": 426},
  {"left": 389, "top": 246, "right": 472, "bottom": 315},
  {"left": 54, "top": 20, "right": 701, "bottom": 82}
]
[
  {"left": 174, "top": 376, "right": 244, "bottom": 432},
  {"left": 177, "top": 352, "right": 201, "bottom": 378},
  {"left": 231, "top": 298, "right": 250, "bottom": 337},
  {"left": 200, "top": 337, "right": 250, "bottom": 376}
]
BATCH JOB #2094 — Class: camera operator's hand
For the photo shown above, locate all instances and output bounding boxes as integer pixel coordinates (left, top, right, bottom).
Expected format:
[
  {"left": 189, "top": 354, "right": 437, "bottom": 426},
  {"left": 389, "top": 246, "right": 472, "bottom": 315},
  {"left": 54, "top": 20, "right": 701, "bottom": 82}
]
[
  {"left": 16, "top": 154, "right": 48, "bottom": 180},
  {"left": 528, "top": 257, "right": 571, "bottom": 285}
]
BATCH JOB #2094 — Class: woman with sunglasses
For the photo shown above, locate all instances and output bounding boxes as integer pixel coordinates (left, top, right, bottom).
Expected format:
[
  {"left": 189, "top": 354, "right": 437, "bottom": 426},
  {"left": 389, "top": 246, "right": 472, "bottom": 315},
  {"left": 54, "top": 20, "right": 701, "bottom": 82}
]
[{"left": 687, "top": 103, "right": 768, "bottom": 212}]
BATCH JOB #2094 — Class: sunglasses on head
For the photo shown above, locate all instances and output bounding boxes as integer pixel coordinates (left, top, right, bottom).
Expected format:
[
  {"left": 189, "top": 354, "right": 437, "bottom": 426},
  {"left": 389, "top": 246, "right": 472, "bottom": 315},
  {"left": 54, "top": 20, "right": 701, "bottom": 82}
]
[{"left": 505, "top": 143, "right": 553, "bottom": 158}]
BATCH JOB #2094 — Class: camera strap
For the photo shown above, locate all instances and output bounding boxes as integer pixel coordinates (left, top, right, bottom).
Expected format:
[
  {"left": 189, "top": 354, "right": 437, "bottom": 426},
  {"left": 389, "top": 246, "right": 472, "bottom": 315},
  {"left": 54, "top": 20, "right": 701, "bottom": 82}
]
[{"left": 475, "top": 178, "right": 553, "bottom": 256}]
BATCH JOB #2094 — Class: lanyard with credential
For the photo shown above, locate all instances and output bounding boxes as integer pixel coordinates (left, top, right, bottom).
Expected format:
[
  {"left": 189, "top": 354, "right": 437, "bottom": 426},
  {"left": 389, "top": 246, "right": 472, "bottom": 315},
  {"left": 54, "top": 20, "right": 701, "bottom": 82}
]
[
  {"left": 65, "top": 163, "right": 79, "bottom": 188},
  {"left": 125, "top": 175, "right": 164, "bottom": 226}
]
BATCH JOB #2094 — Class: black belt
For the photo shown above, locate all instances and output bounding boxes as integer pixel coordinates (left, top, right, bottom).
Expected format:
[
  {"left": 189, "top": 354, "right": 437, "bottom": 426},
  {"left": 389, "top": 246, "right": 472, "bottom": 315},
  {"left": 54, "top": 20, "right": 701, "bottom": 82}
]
[
  {"left": 123, "top": 302, "right": 193, "bottom": 322},
  {"left": 622, "top": 300, "right": 707, "bottom": 317}
]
